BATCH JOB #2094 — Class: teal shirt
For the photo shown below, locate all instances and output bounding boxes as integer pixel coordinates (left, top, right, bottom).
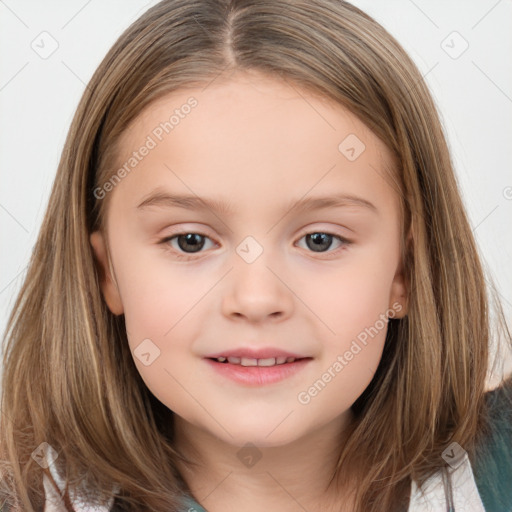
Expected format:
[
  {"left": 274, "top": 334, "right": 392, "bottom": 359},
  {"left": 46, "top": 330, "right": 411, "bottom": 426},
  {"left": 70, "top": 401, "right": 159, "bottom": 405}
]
[
  {"left": 180, "top": 494, "right": 208, "bottom": 512},
  {"left": 473, "top": 378, "right": 512, "bottom": 512}
]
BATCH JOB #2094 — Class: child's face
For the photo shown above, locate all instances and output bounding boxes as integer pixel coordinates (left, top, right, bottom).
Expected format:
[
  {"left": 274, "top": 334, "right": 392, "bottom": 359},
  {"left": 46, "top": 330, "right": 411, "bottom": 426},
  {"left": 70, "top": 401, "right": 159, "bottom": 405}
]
[{"left": 91, "top": 70, "right": 407, "bottom": 447}]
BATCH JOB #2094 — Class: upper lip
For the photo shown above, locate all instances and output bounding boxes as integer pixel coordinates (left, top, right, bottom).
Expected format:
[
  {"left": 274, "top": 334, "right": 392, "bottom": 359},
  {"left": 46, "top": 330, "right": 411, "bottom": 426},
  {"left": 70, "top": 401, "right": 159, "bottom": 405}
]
[{"left": 205, "top": 348, "right": 311, "bottom": 360}]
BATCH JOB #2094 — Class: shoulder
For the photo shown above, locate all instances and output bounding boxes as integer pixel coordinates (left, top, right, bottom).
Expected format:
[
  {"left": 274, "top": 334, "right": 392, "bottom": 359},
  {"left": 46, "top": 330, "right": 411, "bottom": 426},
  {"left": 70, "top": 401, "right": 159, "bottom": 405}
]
[
  {"left": 43, "top": 460, "right": 117, "bottom": 512},
  {"left": 109, "top": 494, "right": 207, "bottom": 512},
  {"left": 43, "top": 463, "right": 207, "bottom": 512},
  {"left": 179, "top": 494, "right": 208, "bottom": 512},
  {"left": 473, "top": 377, "right": 512, "bottom": 512}
]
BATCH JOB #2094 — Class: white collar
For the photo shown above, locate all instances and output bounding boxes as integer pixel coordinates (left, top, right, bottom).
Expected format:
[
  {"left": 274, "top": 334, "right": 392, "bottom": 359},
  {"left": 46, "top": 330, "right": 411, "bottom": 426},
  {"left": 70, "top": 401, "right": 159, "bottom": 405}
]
[{"left": 408, "top": 451, "right": 485, "bottom": 511}]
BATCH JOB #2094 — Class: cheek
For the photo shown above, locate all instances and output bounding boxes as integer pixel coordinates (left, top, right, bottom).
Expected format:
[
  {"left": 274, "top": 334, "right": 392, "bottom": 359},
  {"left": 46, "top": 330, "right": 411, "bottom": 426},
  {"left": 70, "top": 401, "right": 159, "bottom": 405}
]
[
  {"left": 293, "top": 250, "right": 397, "bottom": 391},
  {"left": 298, "top": 252, "right": 396, "bottom": 342},
  {"left": 293, "top": 278, "right": 391, "bottom": 424},
  {"left": 115, "top": 259, "right": 208, "bottom": 411},
  {"left": 114, "top": 240, "right": 209, "bottom": 340}
]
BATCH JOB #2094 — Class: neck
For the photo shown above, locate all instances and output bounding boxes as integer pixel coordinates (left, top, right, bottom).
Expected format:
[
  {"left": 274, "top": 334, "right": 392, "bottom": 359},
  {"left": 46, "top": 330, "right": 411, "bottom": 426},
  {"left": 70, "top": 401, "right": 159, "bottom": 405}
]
[{"left": 173, "top": 409, "right": 357, "bottom": 512}]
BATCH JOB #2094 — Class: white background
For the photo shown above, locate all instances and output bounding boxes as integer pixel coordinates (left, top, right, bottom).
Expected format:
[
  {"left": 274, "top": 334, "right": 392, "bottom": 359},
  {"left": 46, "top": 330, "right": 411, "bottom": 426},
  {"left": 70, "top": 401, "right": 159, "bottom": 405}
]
[{"left": 1, "top": 0, "right": 511, "bottom": 381}]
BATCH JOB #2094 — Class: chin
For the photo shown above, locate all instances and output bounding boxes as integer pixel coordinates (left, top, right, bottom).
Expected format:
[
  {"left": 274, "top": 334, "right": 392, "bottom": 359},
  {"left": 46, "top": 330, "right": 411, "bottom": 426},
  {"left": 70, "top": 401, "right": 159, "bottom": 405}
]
[{"left": 214, "top": 420, "right": 303, "bottom": 449}]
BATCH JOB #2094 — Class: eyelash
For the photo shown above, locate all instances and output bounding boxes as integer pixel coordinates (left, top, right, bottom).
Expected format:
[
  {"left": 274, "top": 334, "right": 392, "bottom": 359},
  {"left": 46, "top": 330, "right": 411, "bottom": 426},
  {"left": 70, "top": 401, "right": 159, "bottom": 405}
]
[{"left": 158, "top": 230, "right": 352, "bottom": 261}]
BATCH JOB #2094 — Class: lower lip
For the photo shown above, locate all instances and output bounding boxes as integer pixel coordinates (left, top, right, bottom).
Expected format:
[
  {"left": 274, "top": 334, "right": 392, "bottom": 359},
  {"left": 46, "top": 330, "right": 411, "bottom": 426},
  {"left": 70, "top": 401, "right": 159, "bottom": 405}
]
[{"left": 204, "top": 358, "right": 312, "bottom": 386}]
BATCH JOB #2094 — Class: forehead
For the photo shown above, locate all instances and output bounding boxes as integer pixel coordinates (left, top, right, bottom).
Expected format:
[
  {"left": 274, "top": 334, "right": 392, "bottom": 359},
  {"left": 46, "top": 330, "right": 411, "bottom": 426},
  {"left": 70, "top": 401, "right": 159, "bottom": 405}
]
[{"left": 106, "top": 71, "right": 399, "bottom": 220}]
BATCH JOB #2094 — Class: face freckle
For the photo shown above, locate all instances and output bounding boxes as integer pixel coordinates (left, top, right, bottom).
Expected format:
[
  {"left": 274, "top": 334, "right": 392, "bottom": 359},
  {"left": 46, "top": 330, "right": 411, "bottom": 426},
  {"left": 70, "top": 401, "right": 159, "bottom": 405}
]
[{"left": 90, "top": 70, "right": 407, "bottom": 450}]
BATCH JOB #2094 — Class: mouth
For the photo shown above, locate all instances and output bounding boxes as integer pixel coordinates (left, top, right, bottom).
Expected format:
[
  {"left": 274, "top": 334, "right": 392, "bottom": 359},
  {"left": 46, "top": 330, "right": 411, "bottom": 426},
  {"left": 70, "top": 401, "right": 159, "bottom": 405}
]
[
  {"left": 206, "top": 356, "right": 312, "bottom": 367},
  {"left": 204, "top": 355, "right": 313, "bottom": 386}
]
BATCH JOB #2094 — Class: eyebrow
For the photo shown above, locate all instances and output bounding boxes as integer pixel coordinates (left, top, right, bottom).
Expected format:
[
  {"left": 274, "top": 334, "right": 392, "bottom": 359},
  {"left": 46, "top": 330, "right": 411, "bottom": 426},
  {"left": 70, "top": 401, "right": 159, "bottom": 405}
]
[{"left": 136, "top": 190, "right": 378, "bottom": 215}]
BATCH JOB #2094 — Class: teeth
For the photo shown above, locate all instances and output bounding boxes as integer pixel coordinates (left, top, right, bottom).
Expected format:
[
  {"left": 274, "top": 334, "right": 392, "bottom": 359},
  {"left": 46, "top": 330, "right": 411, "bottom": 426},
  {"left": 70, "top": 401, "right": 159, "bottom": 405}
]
[
  {"left": 241, "top": 357, "right": 258, "bottom": 366},
  {"left": 216, "top": 356, "right": 297, "bottom": 366},
  {"left": 258, "top": 358, "right": 277, "bottom": 367}
]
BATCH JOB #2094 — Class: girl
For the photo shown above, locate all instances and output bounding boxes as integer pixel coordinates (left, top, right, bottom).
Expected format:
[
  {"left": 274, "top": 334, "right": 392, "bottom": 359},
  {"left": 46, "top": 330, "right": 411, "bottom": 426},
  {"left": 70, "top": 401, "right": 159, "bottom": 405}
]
[{"left": 1, "top": 1, "right": 511, "bottom": 511}]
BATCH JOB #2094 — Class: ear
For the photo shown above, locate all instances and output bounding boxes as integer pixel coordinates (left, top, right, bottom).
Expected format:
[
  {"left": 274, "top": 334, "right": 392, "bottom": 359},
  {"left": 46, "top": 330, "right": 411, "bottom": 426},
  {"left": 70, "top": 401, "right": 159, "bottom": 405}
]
[
  {"left": 89, "top": 230, "right": 124, "bottom": 315},
  {"left": 389, "top": 265, "right": 407, "bottom": 319},
  {"left": 388, "top": 231, "right": 411, "bottom": 319}
]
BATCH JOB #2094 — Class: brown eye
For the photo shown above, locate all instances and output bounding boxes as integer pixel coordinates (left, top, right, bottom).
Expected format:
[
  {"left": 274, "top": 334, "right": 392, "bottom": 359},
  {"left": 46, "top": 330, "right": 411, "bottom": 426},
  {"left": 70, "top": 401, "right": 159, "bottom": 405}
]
[
  {"left": 305, "top": 233, "right": 334, "bottom": 252},
  {"left": 160, "top": 232, "right": 215, "bottom": 257},
  {"left": 174, "top": 233, "right": 206, "bottom": 253},
  {"left": 297, "top": 232, "right": 350, "bottom": 254}
]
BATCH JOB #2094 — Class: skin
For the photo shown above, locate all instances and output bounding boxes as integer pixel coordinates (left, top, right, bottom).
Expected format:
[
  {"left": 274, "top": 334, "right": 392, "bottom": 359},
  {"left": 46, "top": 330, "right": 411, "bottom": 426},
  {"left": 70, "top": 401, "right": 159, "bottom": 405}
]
[{"left": 90, "top": 69, "right": 407, "bottom": 512}]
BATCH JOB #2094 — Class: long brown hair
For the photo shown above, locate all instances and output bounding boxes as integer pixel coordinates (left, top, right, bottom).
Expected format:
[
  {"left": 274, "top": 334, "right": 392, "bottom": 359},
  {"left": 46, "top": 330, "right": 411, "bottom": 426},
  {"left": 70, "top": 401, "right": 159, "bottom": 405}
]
[{"left": 1, "top": 0, "right": 511, "bottom": 510}]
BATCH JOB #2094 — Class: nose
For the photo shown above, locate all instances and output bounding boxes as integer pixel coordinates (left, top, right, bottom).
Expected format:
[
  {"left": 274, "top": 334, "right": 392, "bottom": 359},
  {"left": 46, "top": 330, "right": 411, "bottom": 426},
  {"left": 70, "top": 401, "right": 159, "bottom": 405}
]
[{"left": 221, "top": 251, "right": 294, "bottom": 323}]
